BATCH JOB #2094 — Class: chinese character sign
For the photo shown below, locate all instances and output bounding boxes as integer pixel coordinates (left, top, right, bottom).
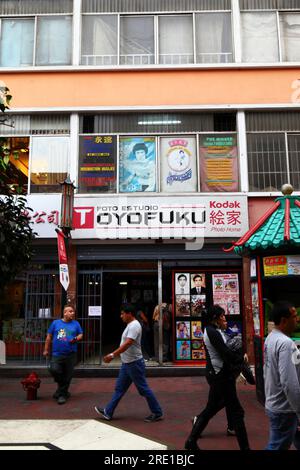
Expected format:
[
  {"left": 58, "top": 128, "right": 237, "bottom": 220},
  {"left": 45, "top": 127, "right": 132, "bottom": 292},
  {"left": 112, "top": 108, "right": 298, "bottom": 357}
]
[
  {"left": 119, "top": 137, "right": 156, "bottom": 192},
  {"left": 79, "top": 135, "right": 116, "bottom": 193}
]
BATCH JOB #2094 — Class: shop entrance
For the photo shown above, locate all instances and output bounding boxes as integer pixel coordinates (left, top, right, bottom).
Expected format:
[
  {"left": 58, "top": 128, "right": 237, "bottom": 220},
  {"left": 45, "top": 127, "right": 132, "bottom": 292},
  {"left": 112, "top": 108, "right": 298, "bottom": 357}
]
[{"left": 101, "top": 271, "right": 158, "bottom": 358}]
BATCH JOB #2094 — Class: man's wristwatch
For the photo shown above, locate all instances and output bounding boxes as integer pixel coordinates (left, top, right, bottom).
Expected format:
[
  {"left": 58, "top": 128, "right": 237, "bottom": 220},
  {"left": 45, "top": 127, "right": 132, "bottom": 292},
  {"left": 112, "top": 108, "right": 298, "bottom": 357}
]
[{"left": 109, "top": 353, "right": 114, "bottom": 359}]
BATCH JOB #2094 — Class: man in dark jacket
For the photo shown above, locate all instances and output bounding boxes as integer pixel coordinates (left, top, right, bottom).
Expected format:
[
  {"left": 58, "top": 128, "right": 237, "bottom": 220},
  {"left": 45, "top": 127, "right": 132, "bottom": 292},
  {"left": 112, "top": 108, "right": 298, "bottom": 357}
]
[{"left": 184, "top": 305, "right": 250, "bottom": 451}]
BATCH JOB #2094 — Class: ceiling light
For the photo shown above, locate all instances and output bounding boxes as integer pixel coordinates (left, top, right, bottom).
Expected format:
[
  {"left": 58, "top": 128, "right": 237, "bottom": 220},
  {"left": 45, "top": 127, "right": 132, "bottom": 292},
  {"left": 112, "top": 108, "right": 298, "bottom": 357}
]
[{"left": 138, "top": 120, "right": 181, "bottom": 125}]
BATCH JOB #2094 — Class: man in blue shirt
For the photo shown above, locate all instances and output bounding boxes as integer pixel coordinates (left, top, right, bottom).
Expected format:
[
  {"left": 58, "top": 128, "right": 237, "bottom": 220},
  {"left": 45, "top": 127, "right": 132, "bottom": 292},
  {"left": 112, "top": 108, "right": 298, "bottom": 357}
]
[{"left": 43, "top": 305, "right": 83, "bottom": 404}]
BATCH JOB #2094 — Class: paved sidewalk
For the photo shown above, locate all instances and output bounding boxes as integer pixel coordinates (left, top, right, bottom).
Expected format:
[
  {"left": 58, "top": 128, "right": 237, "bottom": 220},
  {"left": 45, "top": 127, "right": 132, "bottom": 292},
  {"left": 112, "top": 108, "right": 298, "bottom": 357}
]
[{"left": 0, "top": 376, "right": 269, "bottom": 450}]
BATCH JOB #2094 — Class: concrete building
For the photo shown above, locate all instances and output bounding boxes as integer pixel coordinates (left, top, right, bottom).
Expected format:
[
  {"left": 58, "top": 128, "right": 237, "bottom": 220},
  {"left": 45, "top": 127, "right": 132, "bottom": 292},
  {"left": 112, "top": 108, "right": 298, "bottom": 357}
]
[{"left": 1, "top": 0, "right": 300, "bottom": 368}]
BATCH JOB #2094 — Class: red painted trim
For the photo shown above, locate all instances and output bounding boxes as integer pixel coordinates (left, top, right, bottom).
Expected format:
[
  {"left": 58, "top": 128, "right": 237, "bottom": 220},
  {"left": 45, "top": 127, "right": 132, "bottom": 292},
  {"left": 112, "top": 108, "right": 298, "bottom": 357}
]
[
  {"left": 256, "top": 257, "right": 265, "bottom": 339},
  {"left": 284, "top": 198, "right": 290, "bottom": 241},
  {"left": 295, "top": 199, "right": 300, "bottom": 208}
]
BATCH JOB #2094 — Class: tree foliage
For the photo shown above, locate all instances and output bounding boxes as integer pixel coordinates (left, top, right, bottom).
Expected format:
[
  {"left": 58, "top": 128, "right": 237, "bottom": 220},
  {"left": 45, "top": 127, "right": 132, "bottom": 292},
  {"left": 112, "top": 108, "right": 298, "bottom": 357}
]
[{"left": 0, "top": 84, "right": 35, "bottom": 292}]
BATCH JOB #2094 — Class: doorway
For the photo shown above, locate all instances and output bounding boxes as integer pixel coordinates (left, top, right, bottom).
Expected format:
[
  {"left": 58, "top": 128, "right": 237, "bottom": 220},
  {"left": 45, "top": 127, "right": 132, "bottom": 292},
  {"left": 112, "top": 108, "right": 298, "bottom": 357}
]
[{"left": 101, "top": 272, "right": 158, "bottom": 357}]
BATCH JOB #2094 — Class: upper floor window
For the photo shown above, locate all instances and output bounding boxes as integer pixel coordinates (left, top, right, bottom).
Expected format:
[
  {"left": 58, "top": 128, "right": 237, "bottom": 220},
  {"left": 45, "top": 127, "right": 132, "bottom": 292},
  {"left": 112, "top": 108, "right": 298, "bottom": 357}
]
[
  {"left": 0, "top": 15, "right": 72, "bottom": 67},
  {"left": 81, "top": 12, "right": 233, "bottom": 66},
  {"left": 241, "top": 11, "right": 300, "bottom": 62},
  {"left": 246, "top": 111, "right": 300, "bottom": 192}
]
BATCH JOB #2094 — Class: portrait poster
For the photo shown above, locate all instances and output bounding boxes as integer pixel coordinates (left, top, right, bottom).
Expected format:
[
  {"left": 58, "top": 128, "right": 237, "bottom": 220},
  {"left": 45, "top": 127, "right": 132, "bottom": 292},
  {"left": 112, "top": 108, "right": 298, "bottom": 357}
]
[
  {"left": 191, "top": 321, "right": 203, "bottom": 339},
  {"left": 78, "top": 135, "right": 116, "bottom": 193},
  {"left": 212, "top": 273, "right": 240, "bottom": 315},
  {"left": 176, "top": 340, "right": 191, "bottom": 360},
  {"left": 160, "top": 136, "right": 197, "bottom": 192},
  {"left": 175, "top": 273, "right": 190, "bottom": 295},
  {"left": 176, "top": 321, "right": 191, "bottom": 340},
  {"left": 190, "top": 273, "right": 206, "bottom": 295},
  {"left": 175, "top": 295, "right": 190, "bottom": 317},
  {"left": 119, "top": 136, "right": 156, "bottom": 192},
  {"left": 199, "top": 134, "right": 238, "bottom": 192}
]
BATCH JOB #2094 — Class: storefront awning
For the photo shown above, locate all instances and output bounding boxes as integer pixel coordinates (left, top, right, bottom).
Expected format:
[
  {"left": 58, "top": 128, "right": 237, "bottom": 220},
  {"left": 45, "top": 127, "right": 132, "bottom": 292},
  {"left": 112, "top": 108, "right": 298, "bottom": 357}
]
[{"left": 224, "top": 185, "right": 300, "bottom": 255}]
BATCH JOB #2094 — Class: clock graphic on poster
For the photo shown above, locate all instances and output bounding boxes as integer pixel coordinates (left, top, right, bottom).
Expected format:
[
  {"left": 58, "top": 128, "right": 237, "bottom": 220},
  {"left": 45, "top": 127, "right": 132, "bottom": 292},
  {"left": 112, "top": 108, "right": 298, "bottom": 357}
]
[{"left": 168, "top": 148, "right": 190, "bottom": 172}]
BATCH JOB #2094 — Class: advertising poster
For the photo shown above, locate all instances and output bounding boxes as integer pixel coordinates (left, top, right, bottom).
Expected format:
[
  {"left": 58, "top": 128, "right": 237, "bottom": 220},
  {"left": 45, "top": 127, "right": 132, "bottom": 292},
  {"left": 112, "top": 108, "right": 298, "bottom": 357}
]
[
  {"left": 175, "top": 273, "right": 190, "bottom": 295},
  {"left": 212, "top": 273, "right": 240, "bottom": 315},
  {"left": 119, "top": 136, "right": 156, "bottom": 192},
  {"left": 175, "top": 295, "right": 190, "bottom": 317},
  {"left": 200, "top": 135, "right": 238, "bottom": 192},
  {"left": 176, "top": 340, "right": 191, "bottom": 360},
  {"left": 251, "top": 282, "right": 260, "bottom": 336},
  {"left": 176, "top": 321, "right": 190, "bottom": 339},
  {"left": 226, "top": 320, "right": 242, "bottom": 336},
  {"left": 78, "top": 135, "right": 116, "bottom": 192},
  {"left": 160, "top": 136, "right": 197, "bottom": 192},
  {"left": 263, "top": 256, "right": 288, "bottom": 277},
  {"left": 287, "top": 255, "right": 300, "bottom": 275},
  {"left": 191, "top": 339, "right": 206, "bottom": 359},
  {"left": 191, "top": 321, "right": 203, "bottom": 339},
  {"left": 191, "top": 295, "right": 206, "bottom": 316}
]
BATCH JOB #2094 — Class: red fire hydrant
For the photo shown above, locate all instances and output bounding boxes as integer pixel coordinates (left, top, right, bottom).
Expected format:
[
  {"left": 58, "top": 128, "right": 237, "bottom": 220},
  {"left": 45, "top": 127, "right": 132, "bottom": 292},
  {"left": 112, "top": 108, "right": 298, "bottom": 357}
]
[{"left": 21, "top": 372, "right": 41, "bottom": 400}]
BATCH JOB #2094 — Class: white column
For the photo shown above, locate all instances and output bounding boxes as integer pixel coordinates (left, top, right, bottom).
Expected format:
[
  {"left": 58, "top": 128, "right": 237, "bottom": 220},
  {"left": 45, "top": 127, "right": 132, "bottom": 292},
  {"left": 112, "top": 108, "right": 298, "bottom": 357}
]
[
  {"left": 237, "top": 111, "right": 249, "bottom": 193},
  {"left": 231, "top": 0, "right": 242, "bottom": 63},
  {"left": 69, "top": 113, "right": 79, "bottom": 189},
  {"left": 72, "top": 0, "right": 82, "bottom": 66}
]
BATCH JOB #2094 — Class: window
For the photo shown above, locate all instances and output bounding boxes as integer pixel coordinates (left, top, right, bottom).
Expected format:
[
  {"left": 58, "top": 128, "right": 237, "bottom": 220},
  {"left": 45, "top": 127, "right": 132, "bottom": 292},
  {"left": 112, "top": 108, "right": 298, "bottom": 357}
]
[
  {"left": 279, "top": 13, "right": 300, "bottom": 62},
  {"left": 195, "top": 12, "right": 233, "bottom": 63},
  {"left": 241, "top": 10, "right": 300, "bottom": 63},
  {"left": 159, "top": 15, "right": 194, "bottom": 65},
  {"left": 0, "top": 137, "right": 29, "bottom": 192},
  {"left": 30, "top": 136, "right": 70, "bottom": 193},
  {"left": 0, "top": 15, "right": 72, "bottom": 67},
  {"left": 81, "top": 15, "right": 118, "bottom": 66},
  {"left": 81, "top": 12, "right": 233, "bottom": 66},
  {"left": 36, "top": 16, "right": 72, "bottom": 66},
  {"left": 287, "top": 134, "right": 300, "bottom": 189},
  {"left": 247, "top": 133, "right": 288, "bottom": 192},
  {"left": 241, "top": 12, "right": 279, "bottom": 62},
  {"left": 120, "top": 16, "right": 154, "bottom": 65}
]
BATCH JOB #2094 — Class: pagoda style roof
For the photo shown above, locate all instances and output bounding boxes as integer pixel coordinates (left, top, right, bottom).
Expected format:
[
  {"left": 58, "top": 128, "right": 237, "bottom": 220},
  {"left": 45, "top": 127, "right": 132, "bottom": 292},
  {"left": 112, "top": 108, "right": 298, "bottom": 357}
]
[{"left": 224, "top": 188, "right": 300, "bottom": 255}]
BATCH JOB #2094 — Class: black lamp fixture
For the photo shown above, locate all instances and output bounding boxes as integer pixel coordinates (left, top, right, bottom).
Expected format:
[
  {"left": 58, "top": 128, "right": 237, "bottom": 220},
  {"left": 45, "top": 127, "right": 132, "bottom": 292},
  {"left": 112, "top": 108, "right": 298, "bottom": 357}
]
[{"left": 59, "top": 175, "right": 75, "bottom": 236}]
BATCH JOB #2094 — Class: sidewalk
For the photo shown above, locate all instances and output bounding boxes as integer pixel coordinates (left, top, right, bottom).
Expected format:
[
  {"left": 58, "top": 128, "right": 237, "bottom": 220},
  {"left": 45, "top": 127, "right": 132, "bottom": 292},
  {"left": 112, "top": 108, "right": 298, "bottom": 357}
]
[{"left": 0, "top": 376, "right": 269, "bottom": 450}]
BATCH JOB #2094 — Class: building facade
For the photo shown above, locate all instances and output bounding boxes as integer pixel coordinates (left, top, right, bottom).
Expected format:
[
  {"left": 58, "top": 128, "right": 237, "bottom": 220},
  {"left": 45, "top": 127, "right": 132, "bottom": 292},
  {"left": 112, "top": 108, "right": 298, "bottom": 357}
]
[{"left": 1, "top": 0, "right": 300, "bottom": 366}]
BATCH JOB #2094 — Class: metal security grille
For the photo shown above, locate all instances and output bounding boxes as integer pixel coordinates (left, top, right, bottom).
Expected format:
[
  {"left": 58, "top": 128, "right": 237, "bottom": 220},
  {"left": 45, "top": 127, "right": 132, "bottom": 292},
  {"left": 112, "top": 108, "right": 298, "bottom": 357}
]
[
  {"left": 288, "top": 134, "right": 300, "bottom": 190},
  {"left": 82, "top": 0, "right": 231, "bottom": 13},
  {"left": 24, "top": 271, "right": 61, "bottom": 363},
  {"left": 77, "top": 271, "right": 102, "bottom": 365},
  {"left": 247, "top": 133, "right": 288, "bottom": 192},
  {"left": 80, "top": 112, "right": 236, "bottom": 134},
  {"left": 240, "top": 0, "right": 300, "bottom": 10},
  {"left": 0, "top": 0, "right": 73, "bottom": 15}
]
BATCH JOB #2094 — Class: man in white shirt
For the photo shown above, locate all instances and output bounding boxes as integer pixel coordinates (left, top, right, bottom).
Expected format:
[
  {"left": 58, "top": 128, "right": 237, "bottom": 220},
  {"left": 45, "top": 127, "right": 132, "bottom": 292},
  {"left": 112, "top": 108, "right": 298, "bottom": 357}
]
[
  {"left": 94, "top": 303, "right": 163, "bottom": 423},
  {"left": 264, "top": 300, "right": 300, "bottom": 450}
]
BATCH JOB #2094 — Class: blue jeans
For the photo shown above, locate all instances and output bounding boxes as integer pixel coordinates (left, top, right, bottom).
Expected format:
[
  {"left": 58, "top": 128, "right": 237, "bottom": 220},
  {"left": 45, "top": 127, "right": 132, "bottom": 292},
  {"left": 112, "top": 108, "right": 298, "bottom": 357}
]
[
  {"left": 105, "top": 358, "right": 162, "bottom": 418},
  {"left": 266, "top": 410, "right": 300, "bottom": 450}
]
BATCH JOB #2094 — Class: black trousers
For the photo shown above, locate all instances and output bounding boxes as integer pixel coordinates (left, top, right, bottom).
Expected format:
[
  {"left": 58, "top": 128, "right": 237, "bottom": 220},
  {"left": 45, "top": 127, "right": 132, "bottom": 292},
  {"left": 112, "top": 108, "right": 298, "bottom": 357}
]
[
  {"left": 189, "top": 370, "right": 250, "bottom": 450},
  {"left": 49, "top": 352, "right": 77, "bottom": 397}
]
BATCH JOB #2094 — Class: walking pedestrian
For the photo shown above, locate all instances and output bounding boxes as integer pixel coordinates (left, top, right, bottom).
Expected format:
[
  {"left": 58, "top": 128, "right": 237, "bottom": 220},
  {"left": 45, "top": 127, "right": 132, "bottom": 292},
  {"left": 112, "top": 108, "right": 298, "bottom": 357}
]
[
  {"left": 184, "top": 305, "right": 250, "bottom": 451},
  {"left": 43, "top": 305, "right": 83, "bottom": 404},
  {"left": 264, "top": 300, "right": 300, "bottom": 450},
  {"left": 94, "top": 303, "right": 163, "bottom": 422}
]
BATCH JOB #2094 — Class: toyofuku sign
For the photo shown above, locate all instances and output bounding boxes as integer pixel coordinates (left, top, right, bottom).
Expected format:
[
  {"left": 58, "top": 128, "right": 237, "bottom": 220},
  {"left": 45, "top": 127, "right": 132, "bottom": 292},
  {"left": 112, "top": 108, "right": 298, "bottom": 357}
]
[
  {"left": 72, "top": 195, "right": 248, "bottom": 240},
  {"left": 24, "top": 195, "right": 248, "bottom": 239}
]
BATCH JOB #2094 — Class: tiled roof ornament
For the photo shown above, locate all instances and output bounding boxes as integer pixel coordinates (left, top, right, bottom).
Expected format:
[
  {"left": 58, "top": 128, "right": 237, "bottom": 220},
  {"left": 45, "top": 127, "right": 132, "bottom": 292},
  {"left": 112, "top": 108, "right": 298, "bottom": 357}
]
[{"left": 224, "top": 184, "right": 300, "bottom": 255}]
